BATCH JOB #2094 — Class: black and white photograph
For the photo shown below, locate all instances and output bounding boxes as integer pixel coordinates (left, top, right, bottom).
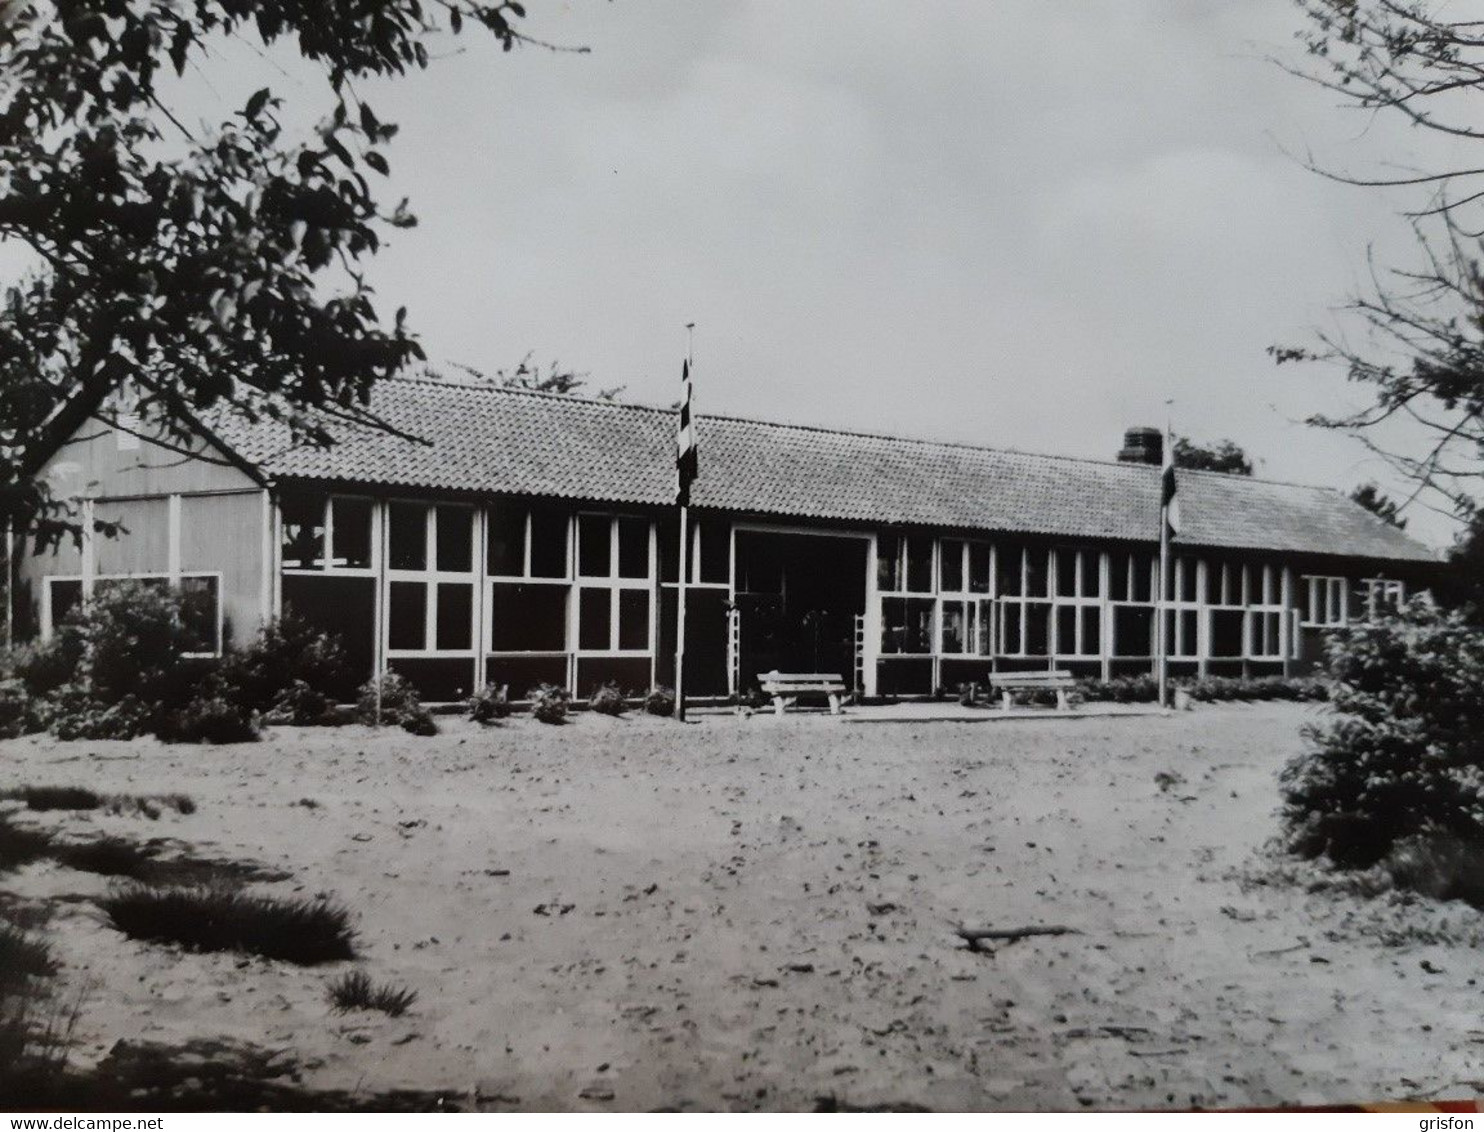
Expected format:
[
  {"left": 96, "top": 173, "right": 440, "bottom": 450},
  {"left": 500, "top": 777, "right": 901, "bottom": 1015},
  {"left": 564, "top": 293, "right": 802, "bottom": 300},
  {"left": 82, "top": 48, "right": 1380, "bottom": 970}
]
[{"left": 0, "top": 0, "right": 1481, "bottom": 1118}]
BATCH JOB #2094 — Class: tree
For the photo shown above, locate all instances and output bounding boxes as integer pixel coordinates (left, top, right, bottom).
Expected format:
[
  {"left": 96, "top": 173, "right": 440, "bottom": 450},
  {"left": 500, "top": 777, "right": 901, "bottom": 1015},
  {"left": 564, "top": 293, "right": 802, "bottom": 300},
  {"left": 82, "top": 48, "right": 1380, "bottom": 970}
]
[
  {"left": 0, "top": 0, "right": 568, "bottom": 543},
  {"left": 441, "top": 354, "right": 624, "bottom": 400},
  {"left": 1275, "top": 1, "right": 1484, "bottom": 524},
  {"left": 1350, "top": 482, "right": 1408, "bottom": 529},
  {"left": 1172, "top": 436, "right": 1253, "bottom": 476}
]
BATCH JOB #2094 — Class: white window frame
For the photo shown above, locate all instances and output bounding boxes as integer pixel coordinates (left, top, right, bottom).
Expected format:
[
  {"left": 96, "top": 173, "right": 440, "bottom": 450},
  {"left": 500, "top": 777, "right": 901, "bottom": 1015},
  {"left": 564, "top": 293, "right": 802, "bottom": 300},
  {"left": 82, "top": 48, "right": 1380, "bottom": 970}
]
[
  {"left": 1302, "top": 575, "right": 1349, "bottom": 627},
  {"left": 42, "top": 571, "right": 225, "bottom": 657},
  {"left": 936, "top": 538, "right": 994, "bottom": 658},
  {"left": 486, "top": 503, "right": 573, "bottom": 660},
  {"left": 574, "top": 513, "right": 656, "bottom": 657},
  {"left": 384, "top": 501, "right": 479, "bottom": 658}
]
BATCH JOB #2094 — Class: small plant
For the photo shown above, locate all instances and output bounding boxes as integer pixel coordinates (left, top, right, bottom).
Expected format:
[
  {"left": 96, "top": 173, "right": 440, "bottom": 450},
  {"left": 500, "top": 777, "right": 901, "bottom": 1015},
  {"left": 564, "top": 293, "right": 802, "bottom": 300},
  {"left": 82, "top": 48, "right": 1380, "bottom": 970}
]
[
  {"left": 355, "top": 672, "right": 423, "bottom": 727},
  {"left": 398, "top": 708, "right": 438, "bottom": 737},
  {"left": 644, "top": 686, "right": 676, "bottom": 717},
  {"left": 157, "top": 696, "right": 259, "bottom": 744},
  {"left": 52, "top": 837, "right": 158, "bottom": 880},
  {"left": 956, "top": 682, "right": 978, "bottom": 707},
  {"left": 467, "top": 683, "right": 510, "bottom": 724},
  {"left": 326, "top": 970, "right": 419, "bottom": 1018},
  {"left": 99, "top": 886, "right": 356, "bottom": 964},
  {"left": 263, "top": 680, "right": 331, "bottom": 726},
  {"left": 588, "top": 681, "right": 626, "bottom": 716},
  {"left": 0, "top": 815, "right": 54, "bottom": 875},
  {"left": 528, "top": 683, "right": 570, "bottom": 725},
  {"left": 2, "top": 786, "right": 102, "bottom": 811}
]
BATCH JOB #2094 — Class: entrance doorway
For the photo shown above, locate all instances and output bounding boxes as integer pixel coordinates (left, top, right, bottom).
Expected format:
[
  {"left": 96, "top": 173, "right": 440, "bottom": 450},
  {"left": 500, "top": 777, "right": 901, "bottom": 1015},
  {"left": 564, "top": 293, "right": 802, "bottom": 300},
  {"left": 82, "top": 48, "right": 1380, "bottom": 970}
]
[{"left": 734, "top": 529, "right": 868, "bottom": 690}]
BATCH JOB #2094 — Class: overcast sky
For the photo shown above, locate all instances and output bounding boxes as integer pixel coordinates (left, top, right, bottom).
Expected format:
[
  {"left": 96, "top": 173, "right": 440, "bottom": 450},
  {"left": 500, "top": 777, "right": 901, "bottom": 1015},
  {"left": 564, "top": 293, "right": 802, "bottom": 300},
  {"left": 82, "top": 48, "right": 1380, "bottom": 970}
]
[{"left": 74, "top": 2, "right": 1484, "bottom": 544}]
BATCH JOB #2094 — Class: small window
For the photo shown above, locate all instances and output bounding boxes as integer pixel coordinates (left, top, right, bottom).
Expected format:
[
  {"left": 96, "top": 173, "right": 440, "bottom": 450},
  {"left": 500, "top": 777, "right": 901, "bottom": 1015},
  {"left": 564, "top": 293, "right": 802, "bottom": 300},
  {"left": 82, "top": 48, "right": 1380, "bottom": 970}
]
[
  {"left": 617, "top": 589, "right": 649, "bottom": 650},
  {"left": 579, "top": 588, "right": 611, "bottom": 649},
  {"left": 877, "top": 534, "right": 903, "bottom": 592},
  {"left": 1025, "top": 551, "right": 1048, "bottom": 598},
  {"left": 281, "top": 495, "right": 326, "bottom": 570},
  {"left": 1131, "top": 556, "right": 1152, "bottom": 603},
  {"left": 1001, "top": 602, "right": 1022, "bottom": 654},
  {"left": 997, "top": 548, "right": 1023, "bottom": 597},
  {"left": 530, "top": 507, "right": 569, "bottom": 578},
  {"left": 47, "top": 579, "right": 83, "bottom": 628},
  {"left": 698, "top": 520, "right": 730, "bottom": 584},
  {"left": 1179, "top": 558, "right": 1198, "bottom": 603},
  {"left": 940, "top": 540, "right": 964, "bottom": 593},
  {"left": 435, "top": 506, "right": 473, "bottom": 573},
  {"left": 490, "top": 583, "right": 567, "bottom": 651},
  {"left": 617, "top": 518, "right": 649, "bottom": 579},
  {"left": 388, "top": 581, "right": 426, "bottom": 649},
  {"left": 388, "top": 503, "right": 427, "bottom": 571},
  {"left": 1055, "top": 551, "right": 1077, "bottom": 598},
  {"left": 881, "top": 597, "right": 933, "bottom": 654},
  {"left": 1108, "top": 555, "right": 1128, "bottom": 602},
  {"left": 579, "top": 516, "right": 612, "bottom": 577},
  {"left": 487, "top": 505, "right": 526, "bottom": 577},
  {"left": 331, "top": 498, "right": 372, "bottom": 570},
  {"left": 1080, "top": 606, "right": 1100, "bottom": 655},
  {"left": 1024, "top": 603, "right": 1049, "bottom": 655},
  {"left": 178, "top": 575, "right": 220, "bottom": 654},
  {"left": 1055, "top": 605, "right": 1076, "bottom": 653},
  {"left": 1080, "top": 551, "right": 1100, "bottom": 598},
  {"left": 968, "top": 544, "right": 991, "bottom": 594},
  {"left": 436, "top": 583, "right": 472, "bottom": 650},
  {"left": 942, "top": 602, "right": 965, "bottom": 653},
  {"left": 905, "top": 538, "right": 933, "bottom": 593}
]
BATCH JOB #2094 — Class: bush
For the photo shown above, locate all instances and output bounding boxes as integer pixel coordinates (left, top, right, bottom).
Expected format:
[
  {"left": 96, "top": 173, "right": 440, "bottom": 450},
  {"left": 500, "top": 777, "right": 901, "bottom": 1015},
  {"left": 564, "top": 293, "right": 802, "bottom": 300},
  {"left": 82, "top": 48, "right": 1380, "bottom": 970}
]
[
  {"left": 2, "top": 786, "right": 102, "bottom": 811},
  {"left": 99, "top": 886, "right": 356, "bottom": 964},
  {"left": 467, "top": 683, "right": 510, "bottom": 724},
  {"left": 528, "top": 683, "right": 569, "bottom": 725},
  {"left": 355, "top": 673, "right": 422, "bottom": 727},
  {"left": 588, "top": 681, "right": 626, "bottom": 716},
  {"left": 398, "top": 708, "right": 438, "bottom": 737},
  {"left": 263, "top": 680, "right": 331, "bottom": 726},
  {"left": 157, "top": 696, "right": 259, "bottom": 744},
  {"left": 0, "top": 679, "right": 41, "bottom": 739},
  {"left": 50, "top": 692, "right": 154, "bottom": 742},
  {"left": 644, "top": 686, "right": 677, "bottom": 717},
  {"left": 219, "top": 614, "right": 346, "bottom": 715},
  {"left": 326, "top": 970, "right": 418, "bottom": 1018},
  {"left": 1281, "top": 597, "right": 1484, "bottom": 870}
]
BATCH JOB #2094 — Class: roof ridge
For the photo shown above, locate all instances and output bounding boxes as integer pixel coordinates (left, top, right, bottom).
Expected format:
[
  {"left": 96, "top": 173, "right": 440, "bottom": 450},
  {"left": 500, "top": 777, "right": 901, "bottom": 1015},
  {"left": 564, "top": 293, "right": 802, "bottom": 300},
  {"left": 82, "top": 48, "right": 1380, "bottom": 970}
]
[{"left": 385, "top": 376, "right": 1340, "bottom": 493}]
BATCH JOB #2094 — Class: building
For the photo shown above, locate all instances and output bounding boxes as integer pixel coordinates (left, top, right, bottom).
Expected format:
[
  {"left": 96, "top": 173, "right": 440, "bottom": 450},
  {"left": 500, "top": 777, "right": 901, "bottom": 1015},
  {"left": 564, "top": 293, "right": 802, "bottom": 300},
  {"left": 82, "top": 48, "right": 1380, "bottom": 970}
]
[{"left": 12, "top": 377, "right": 1437, "bottom": 701}]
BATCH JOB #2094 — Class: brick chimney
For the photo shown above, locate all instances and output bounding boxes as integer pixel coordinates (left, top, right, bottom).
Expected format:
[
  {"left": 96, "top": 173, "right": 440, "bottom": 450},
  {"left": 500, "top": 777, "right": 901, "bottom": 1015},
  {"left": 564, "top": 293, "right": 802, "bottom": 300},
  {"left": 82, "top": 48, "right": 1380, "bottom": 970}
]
[{"left": 1117, "top": 426, "right": 1163, "bottom": 465}]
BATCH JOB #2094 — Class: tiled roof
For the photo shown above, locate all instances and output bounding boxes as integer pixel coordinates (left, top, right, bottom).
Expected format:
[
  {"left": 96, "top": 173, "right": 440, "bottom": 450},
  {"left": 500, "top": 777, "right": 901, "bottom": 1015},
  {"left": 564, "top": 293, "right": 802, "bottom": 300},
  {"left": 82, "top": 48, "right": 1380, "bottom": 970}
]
[{"left": 210, "top": 377, "right": 1436, "bottom": 564}]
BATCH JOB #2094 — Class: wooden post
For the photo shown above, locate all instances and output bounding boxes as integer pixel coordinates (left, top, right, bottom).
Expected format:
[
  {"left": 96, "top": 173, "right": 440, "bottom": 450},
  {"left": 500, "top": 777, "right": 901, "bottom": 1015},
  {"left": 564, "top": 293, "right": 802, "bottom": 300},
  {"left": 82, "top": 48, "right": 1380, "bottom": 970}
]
[{"left": 676, "top": 503, "right": 689, "bottom": 721}]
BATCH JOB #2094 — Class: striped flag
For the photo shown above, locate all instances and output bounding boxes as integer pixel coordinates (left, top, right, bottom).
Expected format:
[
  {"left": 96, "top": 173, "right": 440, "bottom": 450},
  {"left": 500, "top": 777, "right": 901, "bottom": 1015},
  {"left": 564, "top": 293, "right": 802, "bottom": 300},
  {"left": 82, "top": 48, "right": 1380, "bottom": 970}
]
[
  {"left": 1162, "top": 425, "right": 1181, "bottom": 538},
  {"left": 676, "top": 359, "right": 698, "bottom": 506}
]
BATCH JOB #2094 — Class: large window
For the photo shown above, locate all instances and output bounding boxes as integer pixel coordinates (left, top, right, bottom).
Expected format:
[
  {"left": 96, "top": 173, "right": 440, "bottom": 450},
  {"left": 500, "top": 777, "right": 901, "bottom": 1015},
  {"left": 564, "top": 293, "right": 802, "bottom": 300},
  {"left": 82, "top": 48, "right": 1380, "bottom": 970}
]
[
  {"left": 1303, "top": 575, "right": 1348, "bottom": 627},
  {"left": 997, "top": 545, "right": 1053, "bottom": 657},
  {"left": 1361, "top": 577, "right": 1405, "bottom": 620},
  {"left": 44, "top": 573, "right": 222, "bottom": 655},
  {"left": 487, "top": 502, "right": 571, "bottom": 663},
  {"left": 385, "top": 503, "right": 476, "bottom": 656},
  {"left": 575, "top": 514, "right": 653, "bottom": 655},
  {"left": 878, "top": 532, "right": 935, "bottom": 654},
  {"left": 937, "top": 539, "right": 993, "bottom": 657},
  {"left": 281, "top": 494, "right": 375, "bottom": 573}
]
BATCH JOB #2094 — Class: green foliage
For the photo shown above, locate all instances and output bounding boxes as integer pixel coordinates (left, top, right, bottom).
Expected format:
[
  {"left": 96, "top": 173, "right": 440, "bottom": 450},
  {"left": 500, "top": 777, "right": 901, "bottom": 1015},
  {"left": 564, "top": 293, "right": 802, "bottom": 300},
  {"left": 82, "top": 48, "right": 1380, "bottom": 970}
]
[
  {"left": 355, "top": 672, "right": 424, "bottom": 728},
  {"left": 588, "top": 681, "right": 625, "bottom": 716},
  {"left": 644, "top": 686, "right": 677, "bottom": 717},
  {"left": 1281, "top": 598, "right": 1484, "bottom": 869},
  {"left": 1172, "top": 436, "right": 1253, "bottom": 476},
  {"left": 0, "top": 0, "right": 537, "bottom": 539},
  {"left": 326, "top": 970, "right": 418, "bottom": 1018},
  {"left": 467, "top": 683, "right": 510, "bottom": 724},
  {"left": 99, "top": 886, "right": 356, "bottom": 964},
  {"left": 527, "top": 683, "right": 569, "bottom": 725}
]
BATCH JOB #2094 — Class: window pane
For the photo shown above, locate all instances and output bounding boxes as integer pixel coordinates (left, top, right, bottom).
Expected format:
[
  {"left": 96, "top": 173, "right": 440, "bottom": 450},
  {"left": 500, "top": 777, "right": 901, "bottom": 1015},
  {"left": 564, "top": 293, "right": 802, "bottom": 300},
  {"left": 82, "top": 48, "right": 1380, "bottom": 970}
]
[
  {"left": 388, "top": 503, "right": 427, "bottom": 571},
  {"left": 881, "top": 597, "right": 933, "bottom": 654},
  {"left": 1055, "top": 551, "right": 1077, "bottom": 597},
  {"left": 579, "top": 516, "right": 611, "bottom": 577},
  {"left": 1002, "top": 602, "right": 1022, "bottom": 654},
  {"left": 1055, "top": 605, "right": 1076, "bottom": 654},
  {"left": 940, "top": 540, "right": 964, "bottom": 593},
  {"left": 487, "top": 505, "right": 526, "bottom": 577},
  {"left": 579, "top": 587, "right": 611, "bottom": 650},
  {"left": 1081, "top": 551, "right": 1100, "bottom": 598},
  {"left": 877, "top": 534, "right": 902, "bottom": 592},
  {"left": 436, "top": 583, "right": 473, "bottom": 650},
  {"left": 975, "top": 599, "right": 994, "bottom": 655},
  {"left": 997, "top": 548, "right": 1023, "bottom": 597},
  {"left": 1025, "top": 551, "right": 1048, "bottom": 598},
  {"left": 179, "top": 576, "right": 220, "bottom": 653},
  {"left": 618, "top": 589, "right": 649, "bottom": 651},
  {"left": 490, "top": 583, "right": 567, "bottom": 651},
  {"left": 388, "top": 581, "right": 426, "bottom": 649},
  {"left": 281, "top": 494, "right": 325, "bottom": 569},
  {"left": 1108, "top": 555, "right": 1128, "bottom": 602},
  {"left": 436, "top": 506, "right": 473, "bottom": 572},
  {"left": 942, "top": 602, "right": 965, "bottom": 653},
  {"left": 617, "top": 518, "right": 649, "bottom": 579},
  {"left": 1080, "top": 606, "right": 1100, "bottom": 656},
  {"left": 905, "top": 538, "right": 933, "bottom": 593},
  {"left": 1180, "top": 609, "right": 1198, "bottom": 656},
  {"left": 698, "top": 519, "right": 730, "bottom": 584},
  {"left": 1025, "top": 603, "right": 1049, "bottom": 655},
  {"left": 49, "top": 579, "right": 83, "bottom": 627},
  {"left": 1211, "top": 609, "right": 1243, "bottom": 657},
  {"left": 330, "top": 498, "right": 372, "bottom": 570},
  {"left": 530, "top": 507, "right": 569, "bottom": 578},
  {"left": 1131, "top": 556, "right": 1152, "bottom": 602},
  {"left": 969, "top": 544, "right": 991, "bottom": 593},
  {"left": 1113, "top": 605, "right": 1152, "bottom": 656},
  {"left": 1180, "top": 558, "right": 1198, "bottom": 603}
]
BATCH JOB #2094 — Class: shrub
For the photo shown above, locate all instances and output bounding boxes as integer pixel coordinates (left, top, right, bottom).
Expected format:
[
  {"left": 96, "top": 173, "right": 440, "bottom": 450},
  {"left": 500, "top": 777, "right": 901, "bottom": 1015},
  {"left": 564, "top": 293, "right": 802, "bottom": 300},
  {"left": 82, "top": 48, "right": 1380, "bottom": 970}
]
[
  {"left": 644, "top": 686, "right": 677, "bottom": 717},
  {"left": 588, "top": 681, "right": 626, "bottom": 716},
  {"left": 467, "top": 683, "right": 510, "bottom": 724},
  {"left": 1281, "top": 597, "right": 1484, "bottom": 870},
  {"left": 398, "top": 708, "right": 438, "bottom": 737},
  {"left": 0, "top": 815, "right": 53, "bottom": 874},
  {"left": 326, "top": 970, "right": 418, "bottom": 1018},
  {"left": 2, "top": 786, "right": 101, "bottom": 811},
  {"left": 50, "top": 692, "right": 154, "bottom": 742},
  {"left": 263, "top": 680, "right": 331, "bottom": 726},
  {"left": 99, "top": 886, "right": 356, "bottom": 964},
  {"left": 1383, "top": 834, "right": 1484, "bottom": 907},
  {"left": 51, "top": 837, "right": 157, "bottom": 880},
  {"left": 219, "top": 614, "right": 346, "bottom": 715},
  {"left": 528, "top": 683, "right": 569, "bottom": 725},
  {"left": 158, "top": 696, "right": 259, "bottom": 744},
  {"left": 0, "top": 679, "right": 41, "bottom": 739},
  {"left": 355, "top": 672, "right": 422, "bottom": 727}
]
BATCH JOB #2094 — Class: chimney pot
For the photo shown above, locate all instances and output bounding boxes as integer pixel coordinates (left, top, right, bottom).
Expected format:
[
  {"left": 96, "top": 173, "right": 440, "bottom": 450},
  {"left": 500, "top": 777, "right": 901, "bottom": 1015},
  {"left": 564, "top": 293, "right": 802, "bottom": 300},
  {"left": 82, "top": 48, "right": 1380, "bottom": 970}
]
[{"left": 1118, "top": 426, "right": 1163, "bottom": 465}]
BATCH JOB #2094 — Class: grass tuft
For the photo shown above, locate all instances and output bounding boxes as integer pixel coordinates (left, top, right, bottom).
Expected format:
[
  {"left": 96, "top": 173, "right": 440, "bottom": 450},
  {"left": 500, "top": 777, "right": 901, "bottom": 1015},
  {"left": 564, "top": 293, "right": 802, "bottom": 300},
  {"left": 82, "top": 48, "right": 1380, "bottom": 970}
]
[
  {"left": 326, "top": 970, "right": 418, "bottom": 1018},
  {"left": 3, "top": 786, "right": 102, "bottom": 811},
  {"left": 0, "top": 815, "right": 54, "bottom": 874},
  {"left": 0, "top": 923, "right": 57, "bottom": 989},
  {"left": 99, "top": 886, "right": 356, "bottom": 965}
]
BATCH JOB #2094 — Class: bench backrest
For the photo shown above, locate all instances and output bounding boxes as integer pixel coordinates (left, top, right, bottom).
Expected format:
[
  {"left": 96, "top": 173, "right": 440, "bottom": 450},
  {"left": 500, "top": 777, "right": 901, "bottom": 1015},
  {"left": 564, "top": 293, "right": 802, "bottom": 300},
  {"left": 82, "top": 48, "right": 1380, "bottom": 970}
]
[{"left": 988, "top": 670, "right": 1076, "bottom": 687}]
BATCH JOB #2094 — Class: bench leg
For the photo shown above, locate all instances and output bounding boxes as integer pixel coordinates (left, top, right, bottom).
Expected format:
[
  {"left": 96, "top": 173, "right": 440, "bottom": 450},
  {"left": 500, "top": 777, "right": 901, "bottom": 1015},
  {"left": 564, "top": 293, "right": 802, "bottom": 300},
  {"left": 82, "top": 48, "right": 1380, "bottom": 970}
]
[
  {"left": 827, "top": 692, "right": 841, "bottom": 715},
  {"left": 772, "top": 695, "right": 786, "bottom": 718},
  {"left": 1056, "top": 689, "right": 1069, "bottom": 712},
  {"left": 1001, "top": 690, "right": 1013, "bottom": 713}
]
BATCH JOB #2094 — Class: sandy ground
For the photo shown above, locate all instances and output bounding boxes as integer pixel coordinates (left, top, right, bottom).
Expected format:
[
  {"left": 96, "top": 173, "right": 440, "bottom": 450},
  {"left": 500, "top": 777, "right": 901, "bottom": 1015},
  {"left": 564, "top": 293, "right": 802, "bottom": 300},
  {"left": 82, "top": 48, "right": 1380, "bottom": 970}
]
[{"left": 2, "top": 702, "right": 1482, "bottom": 1112}]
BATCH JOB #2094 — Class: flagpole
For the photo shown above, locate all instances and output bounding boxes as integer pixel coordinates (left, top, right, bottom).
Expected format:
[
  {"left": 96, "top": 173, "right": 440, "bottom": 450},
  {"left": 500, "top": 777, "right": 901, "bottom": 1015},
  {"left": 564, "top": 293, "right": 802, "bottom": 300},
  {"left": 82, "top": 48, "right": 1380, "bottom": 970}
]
[
  {"left": 675, "top": 324, "right": 696, "bottom": 722},
  {"left": 1157, "top": 403, "right": 1173, "bottom": 710}
]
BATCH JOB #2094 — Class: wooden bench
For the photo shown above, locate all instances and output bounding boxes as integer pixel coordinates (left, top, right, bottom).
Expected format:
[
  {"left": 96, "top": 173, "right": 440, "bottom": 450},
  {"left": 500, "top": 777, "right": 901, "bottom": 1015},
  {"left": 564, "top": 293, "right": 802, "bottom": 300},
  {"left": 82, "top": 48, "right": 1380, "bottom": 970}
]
[
  {"left": 987, "top": 669, "right": 1077, "bottom": 712},
  {"left": 757, "top": 671, "right": 848, "bottom": 716}
]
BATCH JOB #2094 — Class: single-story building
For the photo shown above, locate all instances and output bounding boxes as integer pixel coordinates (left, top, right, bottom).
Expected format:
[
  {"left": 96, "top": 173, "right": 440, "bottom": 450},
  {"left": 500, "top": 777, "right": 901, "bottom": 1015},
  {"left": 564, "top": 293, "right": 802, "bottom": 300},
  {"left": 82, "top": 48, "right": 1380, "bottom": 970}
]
[{"left": 11, "top": 376, "right": 1438, "bottom": 701}]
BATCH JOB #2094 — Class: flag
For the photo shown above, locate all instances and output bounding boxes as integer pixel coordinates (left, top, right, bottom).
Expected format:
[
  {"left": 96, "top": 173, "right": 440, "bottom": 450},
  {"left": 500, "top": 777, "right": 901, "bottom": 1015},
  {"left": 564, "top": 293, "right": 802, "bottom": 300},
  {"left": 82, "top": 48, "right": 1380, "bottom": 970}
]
[
  {"left": 676, "top": 359, "right": 697, "bottom": 506},
  {"left": 1162, "top": 426, "right": 1181, "bottom": 538}
]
